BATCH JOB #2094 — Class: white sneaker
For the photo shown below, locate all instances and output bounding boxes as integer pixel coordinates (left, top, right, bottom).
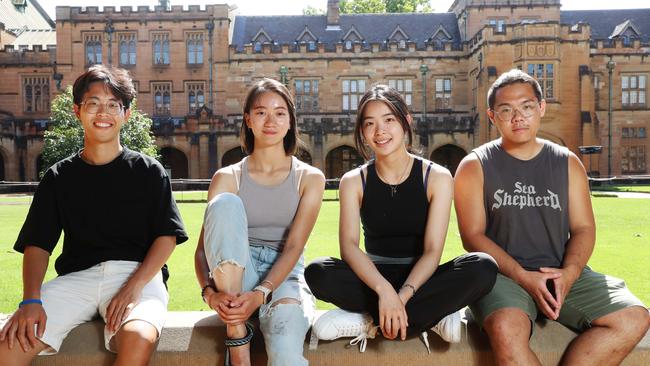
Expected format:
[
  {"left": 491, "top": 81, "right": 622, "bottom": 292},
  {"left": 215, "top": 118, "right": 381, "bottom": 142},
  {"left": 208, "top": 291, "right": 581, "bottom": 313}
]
[
  {"left": 431, "top": 311, "right": 462, "bottom": 343},
  {"left": 310, "top": 309, "right": 378, "bottom": 352}
]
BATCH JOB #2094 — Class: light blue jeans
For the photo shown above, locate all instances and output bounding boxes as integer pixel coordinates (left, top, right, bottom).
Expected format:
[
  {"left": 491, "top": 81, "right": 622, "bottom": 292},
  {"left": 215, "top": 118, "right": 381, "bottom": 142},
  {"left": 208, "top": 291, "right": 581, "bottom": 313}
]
[{"left": 203, "top": 192, "right": 314, "bottom": 366}]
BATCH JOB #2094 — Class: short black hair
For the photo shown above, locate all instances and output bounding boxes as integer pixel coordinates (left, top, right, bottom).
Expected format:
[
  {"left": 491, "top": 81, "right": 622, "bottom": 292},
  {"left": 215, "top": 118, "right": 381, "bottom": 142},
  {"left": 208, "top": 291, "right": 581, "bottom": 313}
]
[
  {"left": 241, "top": 78, "right": 300, "bottom": 155},
  {"left": 72, "top": 65, "right": 136, "bottom": 109},
  {"left": 487, "top": 69, "right": 543, "bottom": 110}
]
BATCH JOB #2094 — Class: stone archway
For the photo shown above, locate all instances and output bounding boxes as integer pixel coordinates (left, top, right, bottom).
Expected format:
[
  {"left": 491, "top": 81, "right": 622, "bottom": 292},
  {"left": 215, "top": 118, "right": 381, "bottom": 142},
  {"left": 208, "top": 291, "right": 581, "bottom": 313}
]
[
  {"left": 325, "top": 145, "right": 364, "bottom": 179},
  {"left": 430, "top": 144, "right": 467, "bottom": 177},
  {"left": 222, "top": 147, "right": 247, "bottom": 168},
  {"left": 160, "top": 147, "right": 189, "bottom": 179}
]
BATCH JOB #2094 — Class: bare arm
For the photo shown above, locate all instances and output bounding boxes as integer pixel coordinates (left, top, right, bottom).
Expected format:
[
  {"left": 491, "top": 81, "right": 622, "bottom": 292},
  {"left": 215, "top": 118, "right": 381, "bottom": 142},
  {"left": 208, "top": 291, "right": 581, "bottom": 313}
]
[
  {"left": 454, "top": 154, "right": 561, "bottom": 319},
  {"left": 541, "top": 153, "right": 595, "bottom": 313},
  {"left": 398, "top": 163, "right": 453, "bottom": 304},
  {"left": 0, "top": 246, "right": 49, "bottom": 351},
  {"left": 105, "top": 235, "right": 176, "bottom": 332}
]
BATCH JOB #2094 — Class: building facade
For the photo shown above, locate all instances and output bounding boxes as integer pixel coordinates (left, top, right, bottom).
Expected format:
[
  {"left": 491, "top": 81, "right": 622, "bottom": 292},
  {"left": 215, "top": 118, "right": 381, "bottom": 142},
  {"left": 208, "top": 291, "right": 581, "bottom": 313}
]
[{"left": 0, "top": 0, "right": 648, "bottom": 181}]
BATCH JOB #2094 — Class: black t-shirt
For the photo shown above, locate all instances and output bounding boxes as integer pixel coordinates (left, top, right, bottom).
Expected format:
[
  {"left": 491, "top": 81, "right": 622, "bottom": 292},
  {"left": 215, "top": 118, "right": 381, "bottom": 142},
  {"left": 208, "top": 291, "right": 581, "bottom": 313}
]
[{"left": 14, "top": 147, "right": 188, "bottom": 276}]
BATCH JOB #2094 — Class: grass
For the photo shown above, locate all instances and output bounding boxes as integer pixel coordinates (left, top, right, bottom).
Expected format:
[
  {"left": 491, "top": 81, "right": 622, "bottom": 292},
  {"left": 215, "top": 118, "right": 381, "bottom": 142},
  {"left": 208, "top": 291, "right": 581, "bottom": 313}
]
[
  {"left": 0, "top": 196, "right": 648, "bottom": 313},
  {"left": 591, "top": 185, "right": 650, "bottom": 193}
]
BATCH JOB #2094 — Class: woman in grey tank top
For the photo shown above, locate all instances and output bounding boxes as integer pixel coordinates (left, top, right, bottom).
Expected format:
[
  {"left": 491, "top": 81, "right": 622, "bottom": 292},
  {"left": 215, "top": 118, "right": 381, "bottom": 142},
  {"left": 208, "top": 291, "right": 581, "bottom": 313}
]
[{"left": 194, "top": 79, "right": 325, "bottom": 366}]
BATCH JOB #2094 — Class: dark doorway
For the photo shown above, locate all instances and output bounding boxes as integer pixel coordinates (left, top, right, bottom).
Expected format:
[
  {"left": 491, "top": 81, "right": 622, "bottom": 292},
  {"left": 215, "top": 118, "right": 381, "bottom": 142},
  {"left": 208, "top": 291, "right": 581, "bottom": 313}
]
[{"left": 430, "top": 144, "right": 466, "bottom": 177}]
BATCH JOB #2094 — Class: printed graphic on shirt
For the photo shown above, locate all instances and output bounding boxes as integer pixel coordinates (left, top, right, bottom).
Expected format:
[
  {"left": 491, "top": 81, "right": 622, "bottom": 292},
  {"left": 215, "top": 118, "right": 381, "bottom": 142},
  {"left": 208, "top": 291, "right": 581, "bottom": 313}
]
[{"left": 491, "top": 182, "right": 562, "bottom": 211}]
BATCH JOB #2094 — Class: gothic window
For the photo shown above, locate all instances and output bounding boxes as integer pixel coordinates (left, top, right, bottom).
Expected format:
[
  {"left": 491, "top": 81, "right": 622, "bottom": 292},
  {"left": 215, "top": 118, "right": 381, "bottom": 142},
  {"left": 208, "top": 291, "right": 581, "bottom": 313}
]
[
  {"left": 435, "top": 78, "right": 452, "bottom": 109},
  {"left": 187, "top": 32, "right": 204, "bottom": 64},
  {"left": 187, "top": 82, "right": 206, "bottom": 114},
  {"left": 295, "top": 79, "right": 319, "bottom": 112},
  {"left": 528, "top": 63, "right": 555, "bottom": 99},
  {"left": 153, "top": 82, "right": 172, "bottom": 115},
  {"left": 119, "top": 33, "right": 136, "bottom": 66},
  {"left": 153, "top": 32, "right": 170, "bottom": 65},
  {"left": 342, "top": 79, "right": 366, "bottom": 111},
  {"left": 622, "top": 75, "right": 646, "bottom": 107},
  {"left": 85, "top": 33, "right": 102, "bottom": 65},
  {"left": 23, "top": 76, "right": 50, "bottom": 113}
]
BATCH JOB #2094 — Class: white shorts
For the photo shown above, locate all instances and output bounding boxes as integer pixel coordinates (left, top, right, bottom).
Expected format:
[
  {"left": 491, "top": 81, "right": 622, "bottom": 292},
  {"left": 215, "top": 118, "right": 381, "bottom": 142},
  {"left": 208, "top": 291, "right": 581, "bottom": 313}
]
[{"left": 37, "top": 260, "right": 168, "bottom": 355}]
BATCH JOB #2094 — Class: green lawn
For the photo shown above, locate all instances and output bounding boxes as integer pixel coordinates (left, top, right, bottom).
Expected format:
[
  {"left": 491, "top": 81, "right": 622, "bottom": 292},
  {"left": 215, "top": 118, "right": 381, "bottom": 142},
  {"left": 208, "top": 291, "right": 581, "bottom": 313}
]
[
  {"left": 0, "top": 196, "right": 648, "bottom": 313},
  {"left": 592, "top": 185, "right": 650, "bottom": 193}
]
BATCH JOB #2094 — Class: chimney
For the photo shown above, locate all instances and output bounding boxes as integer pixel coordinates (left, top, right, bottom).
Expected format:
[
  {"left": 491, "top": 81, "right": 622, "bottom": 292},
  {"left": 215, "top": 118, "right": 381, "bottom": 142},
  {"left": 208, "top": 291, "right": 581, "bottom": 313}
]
[{"left": 327, "top": 0, "right": 341, "bottom": 31}]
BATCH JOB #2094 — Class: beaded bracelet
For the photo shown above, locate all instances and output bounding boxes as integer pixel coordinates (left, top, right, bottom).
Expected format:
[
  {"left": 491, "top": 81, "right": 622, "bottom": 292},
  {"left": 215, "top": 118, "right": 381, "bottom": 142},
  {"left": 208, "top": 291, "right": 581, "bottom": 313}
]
[{"left": 19, "top": 299, "right": 42, "bottom": 307}]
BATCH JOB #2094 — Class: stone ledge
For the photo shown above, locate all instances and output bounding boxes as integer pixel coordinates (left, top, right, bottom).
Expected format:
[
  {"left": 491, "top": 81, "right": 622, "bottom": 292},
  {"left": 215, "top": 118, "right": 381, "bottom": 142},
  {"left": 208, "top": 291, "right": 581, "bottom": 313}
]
[{"left": 8, "top": 310, "right": 644, "bottom": 365}]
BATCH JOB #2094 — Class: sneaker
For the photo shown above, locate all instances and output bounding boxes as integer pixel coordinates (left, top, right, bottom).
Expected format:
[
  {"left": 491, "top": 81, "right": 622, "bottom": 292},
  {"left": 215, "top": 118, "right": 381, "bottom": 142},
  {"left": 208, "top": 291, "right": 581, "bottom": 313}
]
[
  {"left": 310, "top": 309, "right": 378, "bottom": 352},
  {"left": 431, "top": 311, "right": 462, "bottom": 343}
]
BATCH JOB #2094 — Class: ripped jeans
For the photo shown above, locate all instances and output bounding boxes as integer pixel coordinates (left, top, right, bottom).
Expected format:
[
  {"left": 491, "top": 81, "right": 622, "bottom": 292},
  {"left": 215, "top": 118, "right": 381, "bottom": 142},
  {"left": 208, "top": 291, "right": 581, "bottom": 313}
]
[{"left": 203, "top": 192, "right": 314, "bottom": 366}]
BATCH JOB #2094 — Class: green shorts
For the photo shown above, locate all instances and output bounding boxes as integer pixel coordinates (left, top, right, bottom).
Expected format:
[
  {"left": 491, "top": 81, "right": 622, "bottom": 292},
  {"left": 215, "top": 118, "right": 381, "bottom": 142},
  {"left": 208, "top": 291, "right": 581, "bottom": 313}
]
[{"left": 469, "top": 267, "right": 646, "bottom": 333}]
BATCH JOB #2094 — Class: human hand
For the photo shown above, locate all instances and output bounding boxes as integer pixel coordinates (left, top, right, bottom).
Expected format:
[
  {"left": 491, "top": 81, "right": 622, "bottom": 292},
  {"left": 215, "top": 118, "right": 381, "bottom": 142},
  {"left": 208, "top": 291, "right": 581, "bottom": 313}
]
[
  {"left": 218, "top": 291, "right": 262, "bottom": 326},
  {"left": 517, "top": 269, "right": 562, "bottom": 320},
  {"left": 105, "top": 283, "right": 143, "bottom": 333},
  {"left": 377, "top": 288, "right": 408, "bottom": 340},
  {"left": 0, "top": 303, "right": 47, "bottom": 352},
  {"left": 539, "top": 267, "right": 579, "bottom": 319}
]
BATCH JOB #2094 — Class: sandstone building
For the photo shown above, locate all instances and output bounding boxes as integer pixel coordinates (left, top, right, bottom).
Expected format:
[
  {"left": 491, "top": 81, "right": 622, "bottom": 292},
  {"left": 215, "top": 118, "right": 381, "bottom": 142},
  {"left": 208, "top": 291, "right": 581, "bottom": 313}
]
[{"left": 0, "top": 0, "right": 648, "bottom": 181}]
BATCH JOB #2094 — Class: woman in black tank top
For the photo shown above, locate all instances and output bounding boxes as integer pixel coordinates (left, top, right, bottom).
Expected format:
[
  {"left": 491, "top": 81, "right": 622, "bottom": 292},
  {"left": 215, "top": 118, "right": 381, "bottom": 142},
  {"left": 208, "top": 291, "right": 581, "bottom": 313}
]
[{"left": 306, "top": 85, "right": 498, "bottom": 349}]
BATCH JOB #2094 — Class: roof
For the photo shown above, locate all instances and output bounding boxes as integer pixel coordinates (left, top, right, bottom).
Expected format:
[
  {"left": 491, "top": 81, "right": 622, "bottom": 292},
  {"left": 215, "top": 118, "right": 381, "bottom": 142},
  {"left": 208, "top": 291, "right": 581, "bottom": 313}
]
[
  {"left": 0, "top": 0, "right": 54, "bottom": 33},
  {"left": 11, "top": 28, "right": 56, "bottom": 49},
  {"left": 232, "top": 12, "right": 461, "bottom": 52},
  {"left": 561, "top": 9, "right": 650, "bottom": 43}
]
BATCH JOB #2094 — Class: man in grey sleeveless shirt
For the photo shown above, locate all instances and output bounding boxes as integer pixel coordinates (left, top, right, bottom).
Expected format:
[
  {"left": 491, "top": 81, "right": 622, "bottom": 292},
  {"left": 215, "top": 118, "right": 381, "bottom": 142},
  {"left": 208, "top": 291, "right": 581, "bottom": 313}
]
[{"left": 454, "top": 69, "right": 649, "bottom": 365}]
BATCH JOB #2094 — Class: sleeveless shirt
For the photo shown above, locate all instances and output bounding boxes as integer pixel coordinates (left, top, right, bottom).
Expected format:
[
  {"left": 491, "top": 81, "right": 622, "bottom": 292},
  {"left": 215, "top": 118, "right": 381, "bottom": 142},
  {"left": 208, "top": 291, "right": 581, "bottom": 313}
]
[
  {"left": 360, "top": 158, "right": 430, "bottom": 258},
  {"left": 238, "top": 156, "right": 300, "bottom": 250},
  {"left": 474, "top": 139, "right": 570, "bottom": 270}
]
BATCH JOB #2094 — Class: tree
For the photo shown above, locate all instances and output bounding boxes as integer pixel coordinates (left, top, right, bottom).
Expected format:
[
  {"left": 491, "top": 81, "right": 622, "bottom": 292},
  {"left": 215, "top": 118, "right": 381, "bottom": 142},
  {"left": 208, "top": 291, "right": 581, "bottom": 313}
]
[
  {"left": 340, "top": 0, "right": 386, "bottom": 13},
  {"left": 340, "top": 0, "right": 432, "bottom": 13},
  {"left": 41, "top": 86, "right": 159, "bottom": 177},
  {"left": 303, "top": 6, "right": 325, "bottom": 15}
]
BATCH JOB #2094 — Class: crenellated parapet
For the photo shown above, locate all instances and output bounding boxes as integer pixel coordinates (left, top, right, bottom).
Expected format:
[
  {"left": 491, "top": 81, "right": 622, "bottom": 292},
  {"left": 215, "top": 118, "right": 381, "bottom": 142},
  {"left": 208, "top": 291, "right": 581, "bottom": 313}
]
[
  {"left": 55, "top": 4, "right": 231, "bottom": 23},
  {"left": 0, "top": 45, "right": 55, "bottom": 66}
]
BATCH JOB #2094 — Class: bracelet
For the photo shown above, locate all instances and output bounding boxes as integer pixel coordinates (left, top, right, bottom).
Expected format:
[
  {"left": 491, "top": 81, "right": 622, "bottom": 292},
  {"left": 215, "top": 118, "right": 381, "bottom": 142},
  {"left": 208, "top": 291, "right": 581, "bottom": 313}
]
[
  {"left": 400, "top": 283, "right": 416, "bottom": 294},
  {"left": 201, "top": 284, "right": 216, "bottom": 303},
  {"left": 19, "top": 299, "right": 42, "bottom": 307},
  {"left": 260, "top": 279, "right": 275, "bottom": 291}
]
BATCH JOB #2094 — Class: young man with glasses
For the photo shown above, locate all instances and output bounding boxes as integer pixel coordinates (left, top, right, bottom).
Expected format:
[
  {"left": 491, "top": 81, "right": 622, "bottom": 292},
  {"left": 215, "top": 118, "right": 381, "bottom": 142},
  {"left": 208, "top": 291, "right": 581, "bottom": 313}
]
[
  {"left": 0, "top": 65, "right": 188, "bottom": 365},
  {"left": 454, "top": 69, "right": 649, "bottom": 365}
]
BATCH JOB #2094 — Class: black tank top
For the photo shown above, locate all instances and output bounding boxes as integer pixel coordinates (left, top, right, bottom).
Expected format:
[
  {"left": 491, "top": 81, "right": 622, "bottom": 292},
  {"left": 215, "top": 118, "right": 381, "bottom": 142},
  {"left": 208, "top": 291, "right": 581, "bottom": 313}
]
[
  {"left": 360, "top": 158, "right": 430, "bottom": 258},
  {"left": 474, "top": 139, "right": 570, "bottom": 270}
]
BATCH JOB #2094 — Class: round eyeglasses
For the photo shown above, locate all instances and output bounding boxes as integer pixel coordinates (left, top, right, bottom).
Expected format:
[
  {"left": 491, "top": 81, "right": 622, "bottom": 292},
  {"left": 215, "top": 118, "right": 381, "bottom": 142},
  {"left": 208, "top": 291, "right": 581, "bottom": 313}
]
[
  {"left": 80, "top": 99, "right": 125, "bottom": 115},
  {"left": 492, "top": 101, "right": 540, "bottom": 121}
]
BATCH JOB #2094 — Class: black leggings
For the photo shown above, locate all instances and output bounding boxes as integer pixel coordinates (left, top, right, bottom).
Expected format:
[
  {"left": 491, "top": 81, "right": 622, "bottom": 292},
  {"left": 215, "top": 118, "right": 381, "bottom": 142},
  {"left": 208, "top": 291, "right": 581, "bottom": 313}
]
[{"left": 305, "top": 252, "right": 497, "bottom": 336}]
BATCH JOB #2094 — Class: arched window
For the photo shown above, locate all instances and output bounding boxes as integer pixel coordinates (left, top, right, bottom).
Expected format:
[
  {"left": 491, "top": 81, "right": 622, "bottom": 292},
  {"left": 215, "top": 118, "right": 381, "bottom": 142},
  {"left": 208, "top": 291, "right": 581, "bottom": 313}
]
[
  {"left": 128, "top": 40, "right": 136, "bottom": 64},
  {"left": 120, "top": 40, "right": 128, "bottom": 64}
]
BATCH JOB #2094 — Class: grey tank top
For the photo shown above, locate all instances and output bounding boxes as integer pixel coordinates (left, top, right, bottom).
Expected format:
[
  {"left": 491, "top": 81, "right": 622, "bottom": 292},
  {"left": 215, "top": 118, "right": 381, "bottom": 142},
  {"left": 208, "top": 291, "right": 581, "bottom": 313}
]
[
  {"left": 237, "top": 156, "right": 300, "bottom": 250},
  {"left": 474, "top": 139, "right": 570, "bottom": 270}
]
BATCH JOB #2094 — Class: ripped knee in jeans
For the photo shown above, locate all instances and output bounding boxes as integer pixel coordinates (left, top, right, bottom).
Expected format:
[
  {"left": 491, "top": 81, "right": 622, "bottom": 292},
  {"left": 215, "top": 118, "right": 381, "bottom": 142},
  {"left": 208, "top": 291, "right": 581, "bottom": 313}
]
[{"left": 211, "top": 259, "right": 245, "bottom": 278}]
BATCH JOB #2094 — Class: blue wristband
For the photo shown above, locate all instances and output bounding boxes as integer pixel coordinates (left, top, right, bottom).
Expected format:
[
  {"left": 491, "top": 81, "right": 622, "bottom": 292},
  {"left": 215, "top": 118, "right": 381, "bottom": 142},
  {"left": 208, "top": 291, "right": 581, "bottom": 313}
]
[{"left": 19, "top": 299, "right": 42, "bottom": 307}]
